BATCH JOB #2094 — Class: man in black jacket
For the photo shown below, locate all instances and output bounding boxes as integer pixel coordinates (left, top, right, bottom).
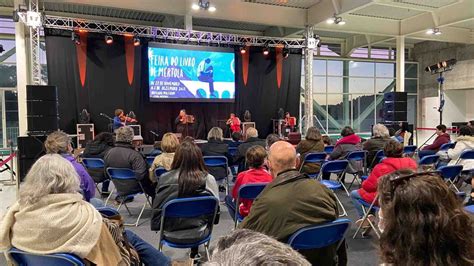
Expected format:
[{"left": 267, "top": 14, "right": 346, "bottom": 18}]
[
  {"left": 234, "top": 127, "right": 266, "bottom": 172},
  {"left": 104, "top": 126, "right": 156, "bottom": 199}
]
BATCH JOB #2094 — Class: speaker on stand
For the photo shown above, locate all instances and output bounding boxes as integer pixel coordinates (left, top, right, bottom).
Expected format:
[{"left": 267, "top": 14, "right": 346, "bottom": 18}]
[{"left": 26, "top": 85, "right": 59, "bottom": 134}]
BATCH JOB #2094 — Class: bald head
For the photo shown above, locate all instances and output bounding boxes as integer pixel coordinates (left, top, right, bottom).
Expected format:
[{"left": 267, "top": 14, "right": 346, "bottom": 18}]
[{"left": 268, "top": 141, "right": 298, "bottom": 177}]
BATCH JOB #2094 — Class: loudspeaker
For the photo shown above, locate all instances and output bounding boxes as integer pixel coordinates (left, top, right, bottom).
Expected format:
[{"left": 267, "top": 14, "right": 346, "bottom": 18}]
[
  {"left": 26, "top": 85, "right": 59, "bottom": 133},
  {"left": 384, "top": 92, "right": 407, "bottom": 102},
  {"left": 384, "top": 91, "right": 408, "bottom": 122},
  {"left": 384, "top": 111, "right": 407, "bottom": 122},
  {"left": 384, "top": 101, "right": 407, "bottom": 112},
  {"left": 17, "top": 135, "right": 46, "bottom": 181}
]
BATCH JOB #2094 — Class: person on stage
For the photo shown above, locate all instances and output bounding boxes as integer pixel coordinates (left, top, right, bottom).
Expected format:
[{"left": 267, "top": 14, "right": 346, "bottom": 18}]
[
  {"left": 113, "top": 109, "right": 125, "bottom": 131},
  {"left": 227, "top": 113, "right": 241, "bottom": 133},
  {"left": 175, "top": 109, "right": 188, "bottom": 136}
]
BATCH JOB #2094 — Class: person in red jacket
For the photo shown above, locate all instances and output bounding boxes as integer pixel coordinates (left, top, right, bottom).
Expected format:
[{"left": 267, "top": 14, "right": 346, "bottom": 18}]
[
  {"left": 350, "top": 140, "right": 417, "bottom": 224},
  {"left": 418, "top": 124, "right": 450, "bottom": 159},
  {"left": 225, "top": 145, "right": 272, "bottom": 219}
]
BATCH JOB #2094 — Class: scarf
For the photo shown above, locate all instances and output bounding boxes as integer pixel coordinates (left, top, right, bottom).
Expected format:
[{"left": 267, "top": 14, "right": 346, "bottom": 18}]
[
  {"left": 0, "top": 193, "right": 102, "bottom": 258},
  {"left": 335, "top": 134, "right": 361, "bottom": 147}
]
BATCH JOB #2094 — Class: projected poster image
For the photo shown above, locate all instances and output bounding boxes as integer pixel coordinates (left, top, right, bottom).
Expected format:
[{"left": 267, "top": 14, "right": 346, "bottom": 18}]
[{"left": 148, "top": 44, "right": 235, "bottom": 102}]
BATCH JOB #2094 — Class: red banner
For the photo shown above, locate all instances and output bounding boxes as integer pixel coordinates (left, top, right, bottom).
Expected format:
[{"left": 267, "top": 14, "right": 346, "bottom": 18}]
[
  {"left": 76, "top": 32, "right": 88, "bottom": 87},
  {"left": 124, "top": 35, "right": 135, "bottom": 86},
  {"left": 241, "top": 46, "right": 250, "bottom": 86},
  {"left": 276, "top": 46, "right": 283, "bottom": 89}
]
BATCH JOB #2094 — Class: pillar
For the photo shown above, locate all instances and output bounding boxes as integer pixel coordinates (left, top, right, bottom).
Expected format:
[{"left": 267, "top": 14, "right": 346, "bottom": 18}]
[
  {"left": 185, "top": 15, "right": 192, "bottom": 31},
  {"left": 14, "top": 0, "right": 29, "bottom": 136},
  {"left": 303, "top": 26, "right": 314, "bottom": 132},
  {"left": 343, "top": 61, "right": 350, "bottom": 127},
  {"left": 395, "top": 36, "right": 405, "bottom": 92}
]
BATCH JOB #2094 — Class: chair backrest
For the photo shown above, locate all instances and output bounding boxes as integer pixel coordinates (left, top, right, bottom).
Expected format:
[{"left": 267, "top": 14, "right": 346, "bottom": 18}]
[
  {"left": 228, "top": 147, "right": 238, "bottom": 157},
  {"left": 459, "top": 149, "right": 474, "bottom": 160},
  {"left": 288, "top": 218, "right": 351, "bottom": 250},
  {"left": 419, "top": 154, "right": 439, "bottom": 165},
  {"left": 238, "top": 183, "right": 267, "bottom": 201},
  {"left": 437, "top": 165, "right": 463, "bottom": 180},
  {"left": 82, "top": 158, "right": 105, "bottom": 169},
  {"left": 346, "top": 150, "right": 366, "bottom": 162},
  {"left": 106, "top": 167, "right": 135, "bottom": 180},
  {"left": 8, "top": 248, "right": 85, "bottom": 266},
  {"left": 403, "top": 145, "right": 417, "bottom": 155},
  {"left": 320, "top": 160, "right": 349, "bottom": 174},
  {"left": 324, "top": 145, "right": 334, "bottom": 154},
  {"left": 302, "top": 152, "right": 327, "bottom": 164},
  {"left": 154, "top": 167, "right": 168, "bottom": 179},
  {"left": 146, "top": 156, "right": 156, "bottom": 166},
  {"left": 97, "top": 207, "right": 120, "bottom": 218},
  {"left": 203, "top": 156, "right": 228, "bottom": 167},
  {"left": 371, "top": 150, "right": 385, "bottom": 166},
  {"left": 440, "top": 142, "right": 455, "bottom": 151}
]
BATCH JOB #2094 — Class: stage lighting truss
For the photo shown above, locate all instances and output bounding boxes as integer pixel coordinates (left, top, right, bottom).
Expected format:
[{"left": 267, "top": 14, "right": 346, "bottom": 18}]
[{"left": 42, "top": 15, "right": 306, "bottom": 49}]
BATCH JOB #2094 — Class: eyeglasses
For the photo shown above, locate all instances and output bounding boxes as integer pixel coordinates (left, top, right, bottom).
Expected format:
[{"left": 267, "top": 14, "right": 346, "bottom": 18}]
[{"left": 389, "top": 171, "right": 439, "bottom": 197}]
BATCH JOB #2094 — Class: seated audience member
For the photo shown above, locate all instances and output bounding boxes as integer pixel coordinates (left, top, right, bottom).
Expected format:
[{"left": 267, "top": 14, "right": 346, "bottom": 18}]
[
  {"left": 322, "top": 135, "right": 332, "bottom": 146},
  {"left": 225, "top": 146, "right": 272, "bottom": 219},
  {"left": 468, "top": 120, "right": 474, "bottom": 131},
  {"left": 418, "top": 124, "right": 450, "bottom": 159},
  {"left": 0, "top": 154, "right": 170, "bottom": 266},
  {"left": 82, "top": 132, "right": 115, "bottom": 196},
  {"left": 394, "top": 121, "right": 411, "bottom": 145},
  {"left": 149, "top": 132, "right": 179, "bottom": 180},
  {"left": 148, "top": 141, "right": 163, "bottom": 157},
  {"left": 296, "top": 127, "right": 324, "bottom": 175},
  {"left": 206, "top": 229, "right": 310, "bottom": 266},
  {"left": 377, "top": 169, "right": 474, "bottom": 266},
  {"left": 225, "top": 131, "right": 242, "bottom": 148},
  {"left": 437, "top": 126, "right": 474, "bottom": 204},
  {"left": 240, "top": 141, "right": 345, "bottom": 265},
  {"left": 324, "top": 126, "right": 362, "bottom": 180},
  {"left": 45, "top": 131, "right": 97, "bottom": 204},
  {"left": 265, "top": 134, "right": 281, "bottom": 150},
  {"left": 364, "top": 124, "right": 391, "bottom": 168},
  {"left": 201, "top": 127, "right": 233, "bottom": 182},
  {"left": 104, "top": 126, "right": 155, "bottom": 199},
  {"left": 151, "top": 141, "right": 219, "bottom": 259},
  {"left": 350, "top": 140, "right": 417, "bottom": 225},
  {"left": 234, "top": 127, "right": 266, "bottom": 170}
]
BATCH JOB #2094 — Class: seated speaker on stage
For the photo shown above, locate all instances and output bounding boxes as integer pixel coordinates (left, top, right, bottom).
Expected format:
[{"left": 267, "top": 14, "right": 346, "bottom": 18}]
[
  {"left": 227, "top": 113, "right": 241, "bottom": 133},
  {"left": 174, "top": 109, "right": 194, "bottom": 138},
  {"left": 113, "top": 108, "right": 137, "bottom": 131},
  {"left": 284, "top": 112, "right": 296, "bottom": 135}
]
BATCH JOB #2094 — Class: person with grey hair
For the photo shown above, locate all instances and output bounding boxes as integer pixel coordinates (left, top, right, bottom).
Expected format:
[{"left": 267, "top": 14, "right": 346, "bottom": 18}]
[
  {"left": 0, "top": 154, "right": 171, "bottom": 265},
  {"left": 200, "top": 127, "right": 233, "bottom": 179},
  {"left": 363, "top": 123, "right": 391, "bottom": 168},
  {"left": 206, "top": 229, "right": 311, "bottom": 265},
  {"left": 234, "top": 127, "right": 266, "bottom": 171},
  {"left": 104, "top": 126, "right": 156, "bottom": 199},
  {"left": 240, "top": 141, "right": 345, "bottom": 265}
]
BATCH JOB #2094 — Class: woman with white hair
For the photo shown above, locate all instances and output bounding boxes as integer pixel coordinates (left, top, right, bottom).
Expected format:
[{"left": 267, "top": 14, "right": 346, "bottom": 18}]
[
  {"left": 200, "top": 127, "right": 233, "bottom": 179},
  {"left": 0, "top": 154, "right": 170, "bottom": 265},
  {"left": 363, "top": 124, "right": 391, "bottom": 167}
]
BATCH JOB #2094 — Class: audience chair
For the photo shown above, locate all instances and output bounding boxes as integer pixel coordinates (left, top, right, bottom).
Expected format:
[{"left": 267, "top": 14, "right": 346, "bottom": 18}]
[
  {"left": 369, "top": 150, "right": 385, "bottom": 169},
  {"left": 159, "top": 196, "right": 219, "bottom": 260},
  {"left": 146, "top": 156, "right": 156, "bottom": 167},
  {"left": 228, "top": 146, "right": 238, "bottom": 158},
  {"left": 106, "top": 167, "right": 152, "bottom": 226},
  {"left": 154, "top": 167, "right": 168, "bottom": 181},
  {"left": 418, "top": 154, "right": 439, "bottom": 170},
  {"left": 203, "top": 156, "right": 230, "bottom": 194},
  {"left": 352, "top": 196, "right": 381, "bottom": 239},
  {"left": 82, "top": 158, "right": 108, "bottom": 196},
  {"left": 455, "top": 149, "right": 474, "bottom": 165},
  {"left": 97, "top": 206, "right": 120, "bottom": 218},
  {"left": 232, "top": 183, "right": 268, "bottom": 228},
  {"left": 324, "top": 145, "right": 335, "bottom": 154},
  {"left": 440, "top": 142, "right": 455, "bottom": 151},
  {"left": 288, "top": 218, "right": 351, "bottom": 252},
  {"left": 7, "top": 247, "right": 85, "bottom": 266},
  {"left": 299, "top": 152, "right": 327, "bottom": 178},
  {"left": 465, "top": 205, "right": 474, "bottom": 214},
  {"left": 317, "top": 160, "right": 350, "bottom": 216},
  {"left": 345, "top": 150, "right": 367, "bottom": 190},
  {"left": 437, "top": 165, "right": 463, "bottom": 192},
  {"left": 402, "top": 145, "right": 417, "bottom": 158}
]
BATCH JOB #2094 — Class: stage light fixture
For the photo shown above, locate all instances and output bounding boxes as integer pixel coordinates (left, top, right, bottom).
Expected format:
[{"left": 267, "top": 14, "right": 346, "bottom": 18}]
[
  {"left": 263, "top": 46, "right": 270, "bottom": 56},
  {"left": 282, "top": 47, "right": 289, "bottom": 58},
  {"left": 192, "top": 3, "right": 200, "bottom": 10},
  {"left": 208, "top": 6, "right": 216, "bottom": 12},
  {"left": 426, "top": 28, "right": 442, "bottom": 35},
  {"left": 327, "top": 14, "right": 345, "bottom": 25},
  {"left": 133, "top": 36, "right": 140, "bottom": 46},
  {"left": 71, "top": 31, "right": 80, "bottom": 45},
  {"left": 425, "top": 59, "right": 457, "bottom": 74},
  {"left": 239, "top": 46, "right": 246, "bottom": 54},
  {"left": 105, "top": 35, "right": 113, "bottom": 45},
  {"left": 0, "top": 44, "right": 4, "bottom": 54},
  {"left": 192, "top": 0, "right": 216, "bottom": 12}
]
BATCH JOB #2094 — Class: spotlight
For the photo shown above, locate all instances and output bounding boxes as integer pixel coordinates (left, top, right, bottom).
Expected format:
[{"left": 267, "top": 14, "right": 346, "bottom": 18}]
[
  {"left": 426, "top": 28, "right": 441, "bottom": 35},
  {"left": 133, "top": 36, "right": 140, "bottom": 46},
  {"left": 71, "top": 31, "right": 80, "bottom": 45},
  {"left": 192, "top": 0, "right": 216, "bottom": 12},
  {"left": 425, "top": 59, "right": 457, "bottom": 74},
  {"left": 0, "top": 44, "right": 4, "bottom": 54},
  {"left": 239, "top": 46, "right": 246, "bottom": 54},
  {"left": 327, "top": 14, "right": 345, "bottom": 25},
  {"left": 263, "top": 46, "right": 270, "bottom": 56},
  {"left": 105, "top": 35, "right": 113, "bottom": 45},
  {"left": 208, "top": 6, "right": 216, "bottom": 12},
  {"left": 192, "top": 3, "right": 200, "bottom": 10},
  {"left": 282, "top": 47, "right": 289, "bottom": 58}
]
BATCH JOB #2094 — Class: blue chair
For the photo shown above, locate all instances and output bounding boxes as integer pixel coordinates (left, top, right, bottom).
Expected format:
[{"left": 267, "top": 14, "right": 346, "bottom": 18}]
[
  {"left": 370, "top": 150, "right": 385, "bottom": 168},
  {"left": 146, "top": 156, "right": 156, "bottom": 167},
  {"left": 233, "top": 183, "right": 268, "bottom": 228},
  {"left": 403, "top": 145, "right": 417, "bottom": 157},
  {"left": 154, "top": 167, "right": 168, "bottom": 180},
  {"left": 352, "top": 196, "right": 381, "bottom": 239},
  {"left": 324, "top": 145, "right": 335, "bottom": 154},
  {"left": 418, "top": 154, "right": 439, "bottom": 170},
  {"left": 455, "top": 149, "right": 474, "bottom": 164},
  {"left": 299, "top": 152, "right": 327, "bottom": 178},
  {"left": 159, "top": 196, "right": 219, "bottom": 260},
  {"left": 465, "top": 205, "right": 474, "bottom": 214},
  {"left": 440, "top": 142, "right": 455, "bottom": 151},
  {"left": 106, "top": 167, "right": 152, "bottom": 226},
  {"left": 82, "top": 158, "right": 108, "bottom": 196},
  {"left": 288, "top": 218, "right": 351, "bottom": 251},
  {"left": 203, "top": 156, "right": 230, "bottom": 193},
  {"left": 318, "top": 160, "right": 349, "bottom": 216},
  {"left": 97, "top": 206, "right": 120, "bottom": 218},
  {"left": 438, "top": 165, "right": 463, "bottom": 192},
  {"left": 7, "top": 247, "right": 85, "bottom": 266},
  {"left": 345, "top": 150, "right": 367, "bottom": 190},
  {"left": 228, "top": 146, "right": 238, "bottom": 158}
]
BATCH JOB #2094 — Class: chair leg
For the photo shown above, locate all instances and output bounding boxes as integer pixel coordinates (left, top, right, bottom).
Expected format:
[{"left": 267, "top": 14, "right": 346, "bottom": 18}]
[
  {"left": 448, "top": 179, "right": 461, "bottom": 192},
  {"left": 122, "top": 203, "right": 132, "bottom": 216},
  {"left": 353, "top": 207, "right": 370, "bottom": 239},
  {"left": 104, "top": 188, "right": 115, "bottom": 206},
  {"left": 205, "top": 241, "right": 211, "bottom": 261},
  {"left": 334, "top": 193, "right": 347, "bottom": 217},
  {"left": 127, "top": 200, "right": 147, "bottom": 227}
]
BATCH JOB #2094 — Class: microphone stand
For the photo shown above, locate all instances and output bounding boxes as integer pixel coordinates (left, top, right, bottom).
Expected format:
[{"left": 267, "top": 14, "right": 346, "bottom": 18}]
[
  {"left": 150, "top": 131, "right": 159, "bottom": 141},
  {"left": 99, "top": 113, "right": 114, "bottom": 133}
]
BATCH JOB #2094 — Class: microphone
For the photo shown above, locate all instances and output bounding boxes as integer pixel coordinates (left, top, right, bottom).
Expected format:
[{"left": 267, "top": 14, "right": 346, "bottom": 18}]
[
  {"left": 99, "top": 113, "right": 113, "bottom": 121},
  {"left": 150, "top": 131, "right": 159, "bottom": 138}
]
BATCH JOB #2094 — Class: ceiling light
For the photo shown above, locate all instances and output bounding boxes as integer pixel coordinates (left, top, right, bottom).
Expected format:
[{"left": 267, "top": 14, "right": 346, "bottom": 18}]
[
  {"left": 192, "top": 4, "right": 200, "bottom": 10},
  {"left": 208, "top": 6, "right": 216, "bottom": 12},
  {"left": 327, "top": 14, "right": 345, "bottom": 25},
  {"left": 263, "top": 45, "right": 270, "bottom": 56},
  {"left": 326, "top": 17, "right": 335, "bottom": 24},
  {"left": 71, "top": 31, "right": 80, "bottom": 45},
  {"left": 105, "top": 35, "right": 113, "bottom": 45},
  {"left": 426, "top": 28, "right": 441, "bottom": 35},
  {"left": 239, "top": 46, "right": 246, "bottom": 54},
  {"left": 133, "top": 36, "right": 140, "bottom": 46},
  {"left": 282, "top": 47, "right": 289, "bottom": 58},
  {"left": 192, "top": 0, "right": 216, "bottom": 12}
]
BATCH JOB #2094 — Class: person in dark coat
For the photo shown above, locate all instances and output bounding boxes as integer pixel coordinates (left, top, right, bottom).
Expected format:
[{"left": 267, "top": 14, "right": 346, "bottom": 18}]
[
  {"left": 82, "top": 132, "right": 115, "bottom": 195},
  {"left": 296, "top": 127, "right": 324, "bottom": 175},
  {"left": 240, "top": 141, "right": 346, "bottom": 265},
  {"left": 363, "top": 124, "right": 391, "bottom": 168},
  {"left": 234, "top": 127, "right": 266, "bottom": 172},
  {"left": 201, "top": 127, "right": 233, "bottom": 180},
  {"left": 104, "top": 126, "right": 156, "bottom": 199}
]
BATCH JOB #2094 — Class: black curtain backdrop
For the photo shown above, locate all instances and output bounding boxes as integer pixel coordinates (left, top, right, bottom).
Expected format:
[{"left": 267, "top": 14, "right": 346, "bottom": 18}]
[{"left": 45, "top": 31, "right": 301, "bottom": 143}]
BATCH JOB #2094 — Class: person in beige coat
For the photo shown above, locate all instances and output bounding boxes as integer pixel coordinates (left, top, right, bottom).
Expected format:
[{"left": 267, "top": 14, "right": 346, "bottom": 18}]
[{"left": 149, "top": 132, "right": 179, "bottom": 181}]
